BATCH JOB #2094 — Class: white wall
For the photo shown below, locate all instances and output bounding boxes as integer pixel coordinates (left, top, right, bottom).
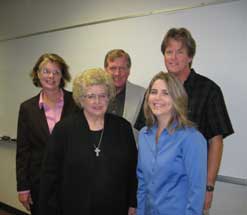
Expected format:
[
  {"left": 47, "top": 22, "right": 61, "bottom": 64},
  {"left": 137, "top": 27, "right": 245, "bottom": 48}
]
[
  {"left": 0, "top": 142, "right": 26, "bottom": 212},
  {"left": 0, "top": 0, "right": 246, "bottom": 210}
]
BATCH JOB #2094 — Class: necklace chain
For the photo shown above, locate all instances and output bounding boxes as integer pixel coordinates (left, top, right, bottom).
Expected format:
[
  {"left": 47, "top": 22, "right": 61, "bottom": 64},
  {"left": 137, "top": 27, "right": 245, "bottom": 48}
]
[{"left": 93, "top": 128, "right": 104, "bottom": 157}]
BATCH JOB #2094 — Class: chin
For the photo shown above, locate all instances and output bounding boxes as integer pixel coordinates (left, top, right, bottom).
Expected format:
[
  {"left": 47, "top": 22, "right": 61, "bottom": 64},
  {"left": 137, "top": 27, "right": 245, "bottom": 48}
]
[{"left": 92, "top": 111, "right": 105, "bottom": 116}]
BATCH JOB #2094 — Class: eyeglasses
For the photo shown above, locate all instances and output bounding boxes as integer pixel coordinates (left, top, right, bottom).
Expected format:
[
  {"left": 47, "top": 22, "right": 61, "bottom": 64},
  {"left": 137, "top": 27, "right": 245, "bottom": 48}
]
[
  {"left": 83, "top": 93, "right": 109, "bottom": 101},
  {"left": 39, "top": 68, "right": 61, "bottom": 76},
  {"left": 108, "top": 66, "right": 128, "bottom": 73}
]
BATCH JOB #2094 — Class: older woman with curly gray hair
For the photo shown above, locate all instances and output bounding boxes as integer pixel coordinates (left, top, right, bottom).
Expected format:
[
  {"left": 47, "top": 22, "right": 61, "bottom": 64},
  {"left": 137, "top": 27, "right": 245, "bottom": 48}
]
[{"left": 39, "top": 68, "right": 138, "bottom": 215}]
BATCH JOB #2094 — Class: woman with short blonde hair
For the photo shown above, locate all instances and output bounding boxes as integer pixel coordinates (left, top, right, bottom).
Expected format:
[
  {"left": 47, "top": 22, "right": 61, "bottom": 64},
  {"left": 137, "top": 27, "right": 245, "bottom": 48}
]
[{"left": 40, "top": 68, "right": 137, "bottom": 215}]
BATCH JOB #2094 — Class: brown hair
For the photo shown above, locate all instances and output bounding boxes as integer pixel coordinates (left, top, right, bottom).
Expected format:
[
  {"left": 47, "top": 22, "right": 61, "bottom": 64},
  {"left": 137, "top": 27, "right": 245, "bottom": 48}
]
[
  {"left": 104, "top": 49, "right": 131, "bottom": 68},
  {"left": 161, "top": 28, "right": 196, "bottom": 68},
  {"left": 30, "top": 53, "right": 71, "bottom": 88}
]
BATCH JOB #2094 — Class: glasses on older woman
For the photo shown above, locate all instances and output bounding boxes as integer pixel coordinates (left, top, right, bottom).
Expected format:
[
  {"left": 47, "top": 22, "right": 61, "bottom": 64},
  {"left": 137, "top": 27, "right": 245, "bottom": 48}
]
[{"left": 83, "top": 93, "right": 109, "bottom": 101}]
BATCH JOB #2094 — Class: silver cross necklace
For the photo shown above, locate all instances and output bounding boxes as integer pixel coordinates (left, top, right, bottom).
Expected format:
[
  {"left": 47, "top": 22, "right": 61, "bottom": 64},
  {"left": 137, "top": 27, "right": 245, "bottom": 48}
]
[{"left": 93, "top": 128, "right": 104, "bottom": 157}]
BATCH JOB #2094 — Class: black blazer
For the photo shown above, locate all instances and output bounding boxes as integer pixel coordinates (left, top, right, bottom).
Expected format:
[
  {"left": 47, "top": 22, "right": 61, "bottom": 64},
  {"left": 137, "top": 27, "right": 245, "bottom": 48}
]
[
  {"left": 39, "top": 111, "right": 137, "bottom": 215},
  {"left": 16, "top": 90, "right": 78, "bottom": 192}
]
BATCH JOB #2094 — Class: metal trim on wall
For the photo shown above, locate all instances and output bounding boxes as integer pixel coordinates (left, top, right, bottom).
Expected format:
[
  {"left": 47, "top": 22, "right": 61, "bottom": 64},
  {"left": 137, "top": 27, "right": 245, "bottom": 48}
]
[
  {"left": 0, "top": 0, "right": 239, "bottom": 42},
  {"left": 217, "top": 175, "right": 247, "bottom": 186}
]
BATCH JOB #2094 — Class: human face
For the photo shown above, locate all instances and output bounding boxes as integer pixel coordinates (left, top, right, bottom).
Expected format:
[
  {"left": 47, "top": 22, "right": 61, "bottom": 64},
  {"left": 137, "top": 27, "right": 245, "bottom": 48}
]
[
  {"left": 164, "top": 39, "right": 192, "bottom": 78},
  {"left": 105, "top": 57, "right": 130, "bottom": 93},
  {"left": 148, "top": 79, "right": 173, "bottom": 121},
  {"left": 38, "top": 61, "right": 62, "bottom": 91},
  {"left": 81, "top": 84, "right": 109, "bottom": 118}
]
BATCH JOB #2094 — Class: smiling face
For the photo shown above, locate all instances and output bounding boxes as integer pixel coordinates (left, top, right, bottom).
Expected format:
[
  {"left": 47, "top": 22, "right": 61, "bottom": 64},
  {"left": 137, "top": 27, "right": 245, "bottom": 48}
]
[
  {"left": 148, "top": 79, "right": 173, "bottom": 121},
  {"left": 105, "top": 57, "right": 130, "bottom": 94},
  {"left": 164, "top": 39, "right": 192, "bottom": 79},
  {"left": 38, "top": 61, "right": 62, "bottom": 92},
  {"left": 80, "top": 84, "right": 109, "bottom": 119}
]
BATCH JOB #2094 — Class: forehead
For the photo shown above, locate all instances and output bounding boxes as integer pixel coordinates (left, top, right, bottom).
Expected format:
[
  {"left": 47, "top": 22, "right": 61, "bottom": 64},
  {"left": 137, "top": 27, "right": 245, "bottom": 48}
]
[
  {"left": 85, "top": 84, "right": 107, "bottom": 93},
  {"left": 151, "top": 79, "right": 167, "bottom": 89},
  {"left": 40, "top": 60, "right": 60, "bottom": 69},
  {"left": 107, "top": 56, "right": 128, "bottom": 66},
  {"left": 166, "top": 38, "right": 186, "bottom": 50}
]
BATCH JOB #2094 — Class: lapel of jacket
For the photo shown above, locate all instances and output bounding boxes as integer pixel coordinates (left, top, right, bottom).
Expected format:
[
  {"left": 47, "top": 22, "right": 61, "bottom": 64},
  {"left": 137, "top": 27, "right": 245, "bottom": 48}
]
[
  {"left": 32, "top": 93, "right": 50, "bottom": 138},
  {"left": 61, "top": 89, "right": 69, "bottom": 118},
  {"left": 123, "top": 81, "right": 131, "bottom": 122}
]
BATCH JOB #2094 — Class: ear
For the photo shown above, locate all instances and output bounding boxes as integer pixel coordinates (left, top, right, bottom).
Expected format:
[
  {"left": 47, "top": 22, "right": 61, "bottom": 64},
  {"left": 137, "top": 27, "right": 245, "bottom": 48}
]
[
  {"left": 37, "top": 71, "right": 41, "bottom": 79},
  {"left": 79, "top": 99, "right": 84, "bottom": 108},
  {"left": 126, "top": 68, "right": 131, "bottom": 76},
  {"left": 188, "top": 56, "right": 193, "bottom": 64}
]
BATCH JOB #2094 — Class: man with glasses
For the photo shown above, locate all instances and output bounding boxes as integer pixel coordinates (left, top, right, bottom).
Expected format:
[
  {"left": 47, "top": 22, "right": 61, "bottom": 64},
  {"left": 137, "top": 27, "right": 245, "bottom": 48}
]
[{"left": 104, "top": 49, "right": 145, "bottom": 133}]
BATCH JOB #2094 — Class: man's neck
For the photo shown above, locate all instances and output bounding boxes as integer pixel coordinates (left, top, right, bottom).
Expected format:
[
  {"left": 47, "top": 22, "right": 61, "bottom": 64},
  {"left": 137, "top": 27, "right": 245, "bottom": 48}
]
[
  {"left": 176, "top": 68, "right": 191, "bottom": 83},
  {"left": 116, "top": 85, "right": 126, "bottom": 95}
]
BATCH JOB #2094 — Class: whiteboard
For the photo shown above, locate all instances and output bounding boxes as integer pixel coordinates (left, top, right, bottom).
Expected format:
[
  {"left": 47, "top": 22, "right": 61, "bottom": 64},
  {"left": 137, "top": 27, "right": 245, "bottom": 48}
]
[{"left": 0, "top": 1, "right": 246, "bottom": 179}]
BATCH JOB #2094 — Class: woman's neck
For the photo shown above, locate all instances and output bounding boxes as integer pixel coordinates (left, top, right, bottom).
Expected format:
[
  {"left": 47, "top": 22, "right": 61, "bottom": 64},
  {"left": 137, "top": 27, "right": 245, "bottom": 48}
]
[
  {"left": 42, "top": 88, "right": 62, "bottom": 108},
  {"left": 156, "top": 116, "right": 171, "bottom": 143},
  {"left": 84, "top": 111, "right": 104, "bottom": 131}
]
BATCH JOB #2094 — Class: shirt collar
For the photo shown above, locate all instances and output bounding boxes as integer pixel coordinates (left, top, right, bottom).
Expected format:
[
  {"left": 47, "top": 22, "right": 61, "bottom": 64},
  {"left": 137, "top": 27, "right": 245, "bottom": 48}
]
[
  {"left": 144, "top": 120, "right": 178, "bottom": 135},
  {"left": 184, "top": 68, "right": 196, "bottom": 88},
  {"left": 39, "top": 89, "right": 64, "bottom": 109}
]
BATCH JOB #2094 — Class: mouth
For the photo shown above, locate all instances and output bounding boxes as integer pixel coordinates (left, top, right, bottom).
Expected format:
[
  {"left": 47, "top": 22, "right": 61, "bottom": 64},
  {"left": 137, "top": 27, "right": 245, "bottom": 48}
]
[
  {"left": 152, "top": 103, "right": 164, "bottom": 109},
  {"left": 45, "top": 79, "right": 56, "bottom": 84},
  {"left": 92, "top": 106, "right": 104, "bottom": 110},
  {"left": 169, "top": 62, "right": 179, "bottom": 66},
  {"left": 113, "top": 77, "right": 122, "bottom": 82}
]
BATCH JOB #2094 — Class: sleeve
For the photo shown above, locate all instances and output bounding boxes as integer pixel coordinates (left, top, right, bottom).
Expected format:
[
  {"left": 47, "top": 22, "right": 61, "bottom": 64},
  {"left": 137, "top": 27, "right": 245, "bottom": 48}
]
[
  {"left": 183, "top": 130, "right": 207, "bottom": 215},
  {"left": 16, "top": 104, "right": 31, "bottom": 191},
  {"left": 39, "top": 123, "right": 66, "bottom": 215},
  {"left": 136, "top": 131, "right": 146, "bottom": 214},
  {"left": 206, "top": 87, "right": 234, "bottom": 139},
  {"left": 125, "top": 122, "right": 138, "bottom": 208}
]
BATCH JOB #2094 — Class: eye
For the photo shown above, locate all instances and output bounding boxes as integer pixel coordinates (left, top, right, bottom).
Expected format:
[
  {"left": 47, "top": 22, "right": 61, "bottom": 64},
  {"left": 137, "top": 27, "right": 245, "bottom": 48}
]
[
  {"left": 119, "top": 67, "right": 127, "bottom": 72},
  {"left": 177, "top": 50, "right": 184, "bottom": 54},
  {"left": 161, "top": 90, "right": 169, "bottom": 96},
  {"left": 98, "top": 94, "right": 107, "bottom": 99},
  {"left": 165, "top": 50, "right": 172, "bottom": 55},
  {"left": 41, "top": 68, "right": 49, "bottom": 74},
  {"left": 53, "top": 70, "right": 61, "bottom": 75},
  {"left": 86, "top": 94, "right": 95, "bottom": 99},
  {"left": 109, "top": 67, "right": 117, "bottom": 72},
  {"left": 150, "top": 89, "right": 157, "bottom": 95}
]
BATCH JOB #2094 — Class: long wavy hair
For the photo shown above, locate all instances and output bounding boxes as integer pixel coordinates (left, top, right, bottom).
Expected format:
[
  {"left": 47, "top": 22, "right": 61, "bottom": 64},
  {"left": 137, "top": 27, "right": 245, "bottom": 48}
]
[{"left": 144, "top": 71, "right": 194, "bottom": 132}]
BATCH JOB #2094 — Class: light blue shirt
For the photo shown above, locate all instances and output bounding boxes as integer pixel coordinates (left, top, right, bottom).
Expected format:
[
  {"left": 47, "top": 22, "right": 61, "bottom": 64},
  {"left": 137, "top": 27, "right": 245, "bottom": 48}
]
[{"left": 137, "top": 124, "right": 207, "bottom": 215}]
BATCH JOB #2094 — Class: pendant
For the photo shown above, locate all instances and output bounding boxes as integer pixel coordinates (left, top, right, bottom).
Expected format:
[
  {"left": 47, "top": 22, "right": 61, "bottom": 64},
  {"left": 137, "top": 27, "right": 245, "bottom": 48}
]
[{"left": 94, "top": 147, "right": 101, "bottom": 157}]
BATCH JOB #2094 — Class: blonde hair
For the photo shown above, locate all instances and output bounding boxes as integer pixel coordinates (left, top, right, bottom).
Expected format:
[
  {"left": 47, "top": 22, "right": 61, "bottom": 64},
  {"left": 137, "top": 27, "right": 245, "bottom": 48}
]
[
  {"left": 144, "top": 72, "right": 194, "bottom": 132},
  {"left": 72, "top": 68, "right": 116, "bottom": 108}
]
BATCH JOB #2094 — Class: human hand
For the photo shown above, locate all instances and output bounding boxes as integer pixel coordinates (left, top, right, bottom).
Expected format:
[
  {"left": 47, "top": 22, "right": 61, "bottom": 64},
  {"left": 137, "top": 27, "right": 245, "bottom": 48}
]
[
  {"left": 18, "top": 192, "right": 33, "bottom": 211},
  {"left": 128, "top": 207, "right": 136, "bottom": 215},
  {"left": 204, "top": 191, "right": 213, "bottom": 210}
]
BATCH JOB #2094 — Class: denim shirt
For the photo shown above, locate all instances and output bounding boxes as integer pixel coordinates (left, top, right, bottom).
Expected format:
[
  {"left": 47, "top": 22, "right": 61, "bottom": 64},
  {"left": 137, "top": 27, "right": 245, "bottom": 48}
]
[{"left": 137, "top": 124, "right": 207, "bottom": 215}]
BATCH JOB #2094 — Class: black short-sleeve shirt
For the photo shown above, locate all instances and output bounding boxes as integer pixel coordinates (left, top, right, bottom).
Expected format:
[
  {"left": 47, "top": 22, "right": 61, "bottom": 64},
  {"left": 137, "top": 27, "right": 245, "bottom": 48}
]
[{"left": 184, "top": 69, "right": 234, "bottom": 141}]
